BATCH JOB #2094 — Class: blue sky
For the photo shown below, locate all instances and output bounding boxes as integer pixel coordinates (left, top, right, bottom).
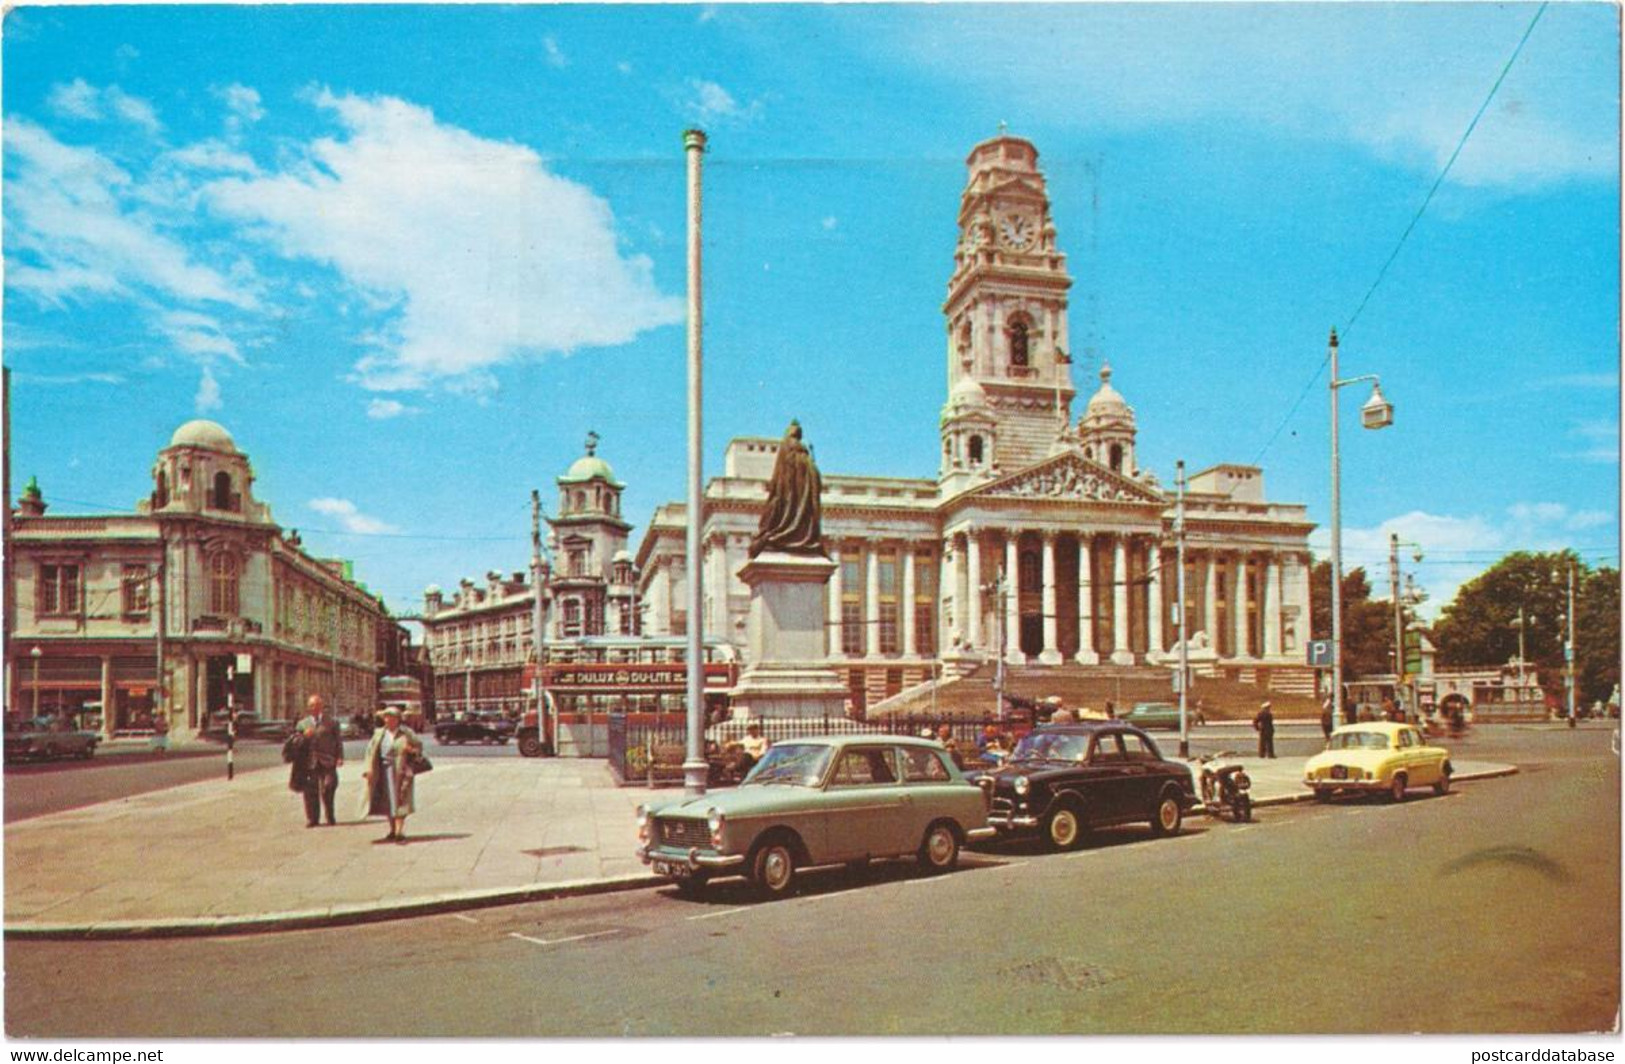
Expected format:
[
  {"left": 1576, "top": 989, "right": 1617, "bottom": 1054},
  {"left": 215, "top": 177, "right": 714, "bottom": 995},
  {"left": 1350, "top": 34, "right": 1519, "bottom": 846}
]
[{"left": 4, "top": 3, "right": 1619, "bottom": 621}]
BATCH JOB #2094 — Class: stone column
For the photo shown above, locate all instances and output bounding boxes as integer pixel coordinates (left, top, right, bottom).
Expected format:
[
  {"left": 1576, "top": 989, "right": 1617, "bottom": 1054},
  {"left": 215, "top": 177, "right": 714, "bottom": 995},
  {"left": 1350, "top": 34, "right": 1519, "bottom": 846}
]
[
  {"left": 826, "top": 536, "right": 843, "bottom": 657},
  {"left": 1204, "top": 552, "right": 1220, "bottom": 646},
  {"left": 1232, "top": 551, "right": 1251, "bottom": 659},
  {"left": 902, "top": 546, "right": 918, "bottom": 657},
  {"left": 1004, "top": 532, "right": 1023, "bottom": 664},
  {"left": 1075, "top": 535, "right": 1098, "bottom": 664},
  {"left": 1039, "top": 533, "right": 1062, "bottom": 665},
  {"left": 1146, "top": 542, "right": 1165, "bottom": 659},
  {"left": 1265, "top": 553, "right": 1283, "bottom": 658},
  {"left": 1111, "top": 536, "right": 1133, "bottom": 665},
  {"left": 99, "top": 655, "right": 114, "bottom": 741},
  {"left": 966, "top": 529, "right": 983, "bottom": 651},
  {"left": 1294, "top": 552, "right": 1312, "bottom": 653},
  {"left": 865, "top": 539, "right": 881, "bottom": 658}
]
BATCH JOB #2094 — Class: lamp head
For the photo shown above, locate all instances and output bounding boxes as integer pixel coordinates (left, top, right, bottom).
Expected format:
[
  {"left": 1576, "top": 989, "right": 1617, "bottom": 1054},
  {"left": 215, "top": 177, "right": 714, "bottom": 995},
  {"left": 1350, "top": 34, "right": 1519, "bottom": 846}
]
[{"left": 1361, "top": 383, "right": 1394, "bottom": 430}]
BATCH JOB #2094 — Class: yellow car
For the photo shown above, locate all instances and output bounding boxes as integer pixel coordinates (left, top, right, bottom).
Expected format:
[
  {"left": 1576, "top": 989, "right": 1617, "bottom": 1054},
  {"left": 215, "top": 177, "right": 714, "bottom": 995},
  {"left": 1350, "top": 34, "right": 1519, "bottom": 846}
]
[{"left": 1304, "top": 722, "right": 1452, "bottom": 803}]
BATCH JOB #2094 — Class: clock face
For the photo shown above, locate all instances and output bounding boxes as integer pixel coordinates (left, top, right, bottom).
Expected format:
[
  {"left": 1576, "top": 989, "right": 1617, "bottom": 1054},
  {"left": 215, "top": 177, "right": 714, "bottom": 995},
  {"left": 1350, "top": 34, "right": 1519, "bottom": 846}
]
[{"left": 999, "top": 212, "right": 1036, "bottom": 251}]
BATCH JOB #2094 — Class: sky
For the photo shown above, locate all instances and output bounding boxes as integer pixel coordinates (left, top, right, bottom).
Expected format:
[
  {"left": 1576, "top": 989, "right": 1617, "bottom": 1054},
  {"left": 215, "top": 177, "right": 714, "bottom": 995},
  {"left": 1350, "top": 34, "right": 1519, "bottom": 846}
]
[{"left": 4, "top": 2, "right": 1619, "bottom": 624}]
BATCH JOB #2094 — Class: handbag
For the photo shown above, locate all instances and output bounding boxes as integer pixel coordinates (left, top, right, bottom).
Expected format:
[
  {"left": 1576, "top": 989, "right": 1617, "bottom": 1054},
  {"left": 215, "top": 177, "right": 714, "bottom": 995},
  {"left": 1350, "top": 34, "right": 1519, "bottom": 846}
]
[{"left": 408, "top": 751, "right": 433, "bottom": 774}]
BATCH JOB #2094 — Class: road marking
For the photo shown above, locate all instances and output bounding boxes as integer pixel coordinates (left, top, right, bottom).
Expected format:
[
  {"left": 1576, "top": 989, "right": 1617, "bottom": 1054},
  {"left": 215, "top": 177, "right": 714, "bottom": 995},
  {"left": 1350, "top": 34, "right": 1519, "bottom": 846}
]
[
  {"left": 684, "top": 907, "right": 750, "bottom": 922},
  {"left": 451, "top": 913, "right": 480, "bottom": 924},
  {"left": 999, "top": 861, "right": 1030, "bottom": 872},
  {"left": 796, "top": 889, "right": 862, "bottom": 905},
  {"left": 508, "top": 929, "right": 619, "bottom": 947},
  {"left": 901, "top": 874, "right": 953, "bottom": 886}
]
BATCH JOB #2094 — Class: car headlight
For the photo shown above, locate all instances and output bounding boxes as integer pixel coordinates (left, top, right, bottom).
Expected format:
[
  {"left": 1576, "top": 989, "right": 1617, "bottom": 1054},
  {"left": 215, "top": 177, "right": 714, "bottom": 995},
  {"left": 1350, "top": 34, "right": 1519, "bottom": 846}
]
[
  {"left": 707, "top": 807, "right": 724, "bottom": 833},
  {"left": 1014, "top": 776, "right": 1030, "bottom": 796},
  {"left": 635, "top": 805, "right": 650, "bottom": 842}
]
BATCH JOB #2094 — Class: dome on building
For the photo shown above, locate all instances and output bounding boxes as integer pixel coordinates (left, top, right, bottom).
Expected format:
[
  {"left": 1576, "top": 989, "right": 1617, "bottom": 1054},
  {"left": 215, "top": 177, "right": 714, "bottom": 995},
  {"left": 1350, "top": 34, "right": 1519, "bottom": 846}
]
[
  {"left": 947, "top": 376, "right": 989, "bottom": 411},
  {"left": 612, "top": 549, "right": 632, "bottom": 564},
  {"left": 169, "top": 419, "right": 239, "bottom": 453},
  {"left": 1082, "top": 364, "right": 1135, "bottom": 425},
  {"left": 425, "top": 584, "right": 442, "bottom": 596},
  {"left": 557, "top": 430, "right": 624, "bottom": 486}
]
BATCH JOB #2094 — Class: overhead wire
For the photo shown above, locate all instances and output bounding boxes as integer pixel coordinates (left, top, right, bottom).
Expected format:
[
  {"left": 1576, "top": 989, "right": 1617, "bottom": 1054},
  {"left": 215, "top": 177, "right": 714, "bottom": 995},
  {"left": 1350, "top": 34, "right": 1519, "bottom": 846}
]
[{"left": 1251, "top": 1, "right": 1551, "bottom": 465}]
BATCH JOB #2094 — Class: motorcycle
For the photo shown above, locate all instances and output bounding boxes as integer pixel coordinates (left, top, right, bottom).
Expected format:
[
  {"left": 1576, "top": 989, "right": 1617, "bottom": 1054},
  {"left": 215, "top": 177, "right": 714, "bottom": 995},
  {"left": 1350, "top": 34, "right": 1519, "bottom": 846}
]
[{"left": 1196, "top": 751, "right": 1253, "bottom": 822}]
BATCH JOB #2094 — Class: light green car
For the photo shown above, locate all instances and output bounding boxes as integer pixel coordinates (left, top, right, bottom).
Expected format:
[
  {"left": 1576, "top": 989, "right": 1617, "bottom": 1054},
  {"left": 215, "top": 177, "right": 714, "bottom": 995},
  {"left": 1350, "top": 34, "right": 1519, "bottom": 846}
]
[{"left": 636, "top": 733, "right": 995, "bottom": 899}]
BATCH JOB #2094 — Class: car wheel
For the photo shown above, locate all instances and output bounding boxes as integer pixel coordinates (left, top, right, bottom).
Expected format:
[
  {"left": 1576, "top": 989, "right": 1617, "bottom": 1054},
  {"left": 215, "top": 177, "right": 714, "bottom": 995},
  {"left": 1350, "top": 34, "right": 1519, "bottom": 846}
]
[
  {"left": 751, "top": 839, "right": 797, "bottom": 899},
  {"left": 1234, "top": 793, "right": 1252, "bottom": 823},
  {"left": 518, "top": 736, "right": 544, "bottom": 758},
  {"left": 673, "top": 874, "right": 709, "bottom": 898},
  {"left": 1313, "top": 788, "right": 1333, "bottom": 804},
  {"left": 1389, "top": 773, "right": 1408, "bottom": 803},
  {"left": 1043, "top": 804, "right": 1084, "bottom": 851},
  {"left": 1434, "top": 764, "right": 1452, "bottom": 796},
  {"left": 918, "top": 821, "right": 960, "bottom": 872},
  {"left": 1150, "top": 791, "right": 1183, "bottom": 837},
  {"left": 436, "top": 734, "right": 449, "bottom": 746}
]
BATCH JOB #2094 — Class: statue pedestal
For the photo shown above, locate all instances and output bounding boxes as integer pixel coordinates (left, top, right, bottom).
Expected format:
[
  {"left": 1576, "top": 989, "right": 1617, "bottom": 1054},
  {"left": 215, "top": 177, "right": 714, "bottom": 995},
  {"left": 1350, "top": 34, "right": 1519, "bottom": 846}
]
[{"left": 728, "top": 551, "right": 848, "bottom": 720}]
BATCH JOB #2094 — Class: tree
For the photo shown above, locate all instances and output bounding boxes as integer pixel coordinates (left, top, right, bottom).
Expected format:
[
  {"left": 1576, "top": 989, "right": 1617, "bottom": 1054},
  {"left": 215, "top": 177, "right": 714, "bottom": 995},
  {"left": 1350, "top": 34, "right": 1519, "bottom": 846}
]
[
  {"left": 1309, "top": 562, "right": 1392, "bottom": 677},
  {"left": 1433, "top": 551, "right": 1620, "bottom": 706}
]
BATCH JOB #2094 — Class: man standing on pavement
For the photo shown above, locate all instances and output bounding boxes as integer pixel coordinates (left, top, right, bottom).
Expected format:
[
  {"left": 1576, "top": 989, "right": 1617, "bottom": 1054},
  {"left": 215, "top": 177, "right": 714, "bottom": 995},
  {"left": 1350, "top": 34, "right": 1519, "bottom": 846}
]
[
  {"left": 1320, "top": 697, "right": 1335, "bottom": 741},
  {"left": 1253, "top": 701, "right": 1277, "bottom": 759},
  {"left": 296, "top": 694, "right": 344, "bottom": 827}
]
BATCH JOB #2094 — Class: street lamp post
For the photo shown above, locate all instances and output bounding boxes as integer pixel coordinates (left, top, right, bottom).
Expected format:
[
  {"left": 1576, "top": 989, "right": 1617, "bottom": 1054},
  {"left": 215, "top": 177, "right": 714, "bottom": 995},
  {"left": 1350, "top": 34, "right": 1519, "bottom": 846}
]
[
  {"left": 1329, "top": 327, "right": 1393, "bottom": 731},
  {"left": 30, "top": 645, "right": 41, "bottom": 719},
  {"left": 1176, "top": 460, "right": 1190, "bottom": 758},
  {"left": 985, "top": 568, "right": 1011, "bottom": 720},
  {"left": 1389, "top": 533, "right": 1423, "bottom": 721},
  {"left": 1566, "top": 563, "right": 1577, "bottom": 726}
]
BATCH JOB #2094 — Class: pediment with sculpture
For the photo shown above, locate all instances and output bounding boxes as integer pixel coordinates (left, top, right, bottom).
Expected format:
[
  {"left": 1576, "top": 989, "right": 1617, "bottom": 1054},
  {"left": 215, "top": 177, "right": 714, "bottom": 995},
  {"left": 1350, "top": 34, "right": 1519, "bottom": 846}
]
[{"left": 967, "top": 451, "right": 1166, "bottom": 506}]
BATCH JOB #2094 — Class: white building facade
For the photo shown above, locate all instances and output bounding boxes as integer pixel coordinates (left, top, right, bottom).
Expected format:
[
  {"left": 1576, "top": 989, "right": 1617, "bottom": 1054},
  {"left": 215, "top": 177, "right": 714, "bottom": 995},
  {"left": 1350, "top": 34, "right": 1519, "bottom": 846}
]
[{"left": 636, "top": 135, "right": 1316, "bottom": 712}]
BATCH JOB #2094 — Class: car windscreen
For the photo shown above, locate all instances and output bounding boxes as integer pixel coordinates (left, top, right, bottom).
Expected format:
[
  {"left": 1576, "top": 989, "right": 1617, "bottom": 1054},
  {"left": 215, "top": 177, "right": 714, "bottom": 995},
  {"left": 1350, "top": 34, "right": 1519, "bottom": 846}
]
[
  {"left": 743, "top": 743, "right": 835, "bottom": 786},
  {"left": 1010, "top": 732, "right": 1090, "bottom": 763},
  {"left": 1329, "top": 732, "right": 1390, "bottom": 751}
]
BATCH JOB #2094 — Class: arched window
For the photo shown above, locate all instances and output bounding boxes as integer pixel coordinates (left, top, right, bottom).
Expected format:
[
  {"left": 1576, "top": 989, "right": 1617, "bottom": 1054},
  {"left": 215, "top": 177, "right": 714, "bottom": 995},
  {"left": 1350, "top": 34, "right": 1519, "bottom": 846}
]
[
  {"left": 211, "top": 471, "right": 235, "bottom": 511},
  {"left": 562, "top": 600, "right": 582, "bottom": 637},
  {"left": 943, "top": 439, "right": 953, "bottom": 462},
  {"left": 209, "top": 552, "right": 240, "bottom": 616},
  {"left": 1009, "top": 320, "right": 1029, "bottom": 367},
  {"left": 1109, "top": 443, "right": 1124, "bottom": 473},
  {"left": 573, "top": 490, "right": 584, "bottom": 512},
  {"left": 154, "top": 471, "right": 169, "bottom": 509},
  {"left": 969, "top": 436, "right": 984, "bottom": 465}
]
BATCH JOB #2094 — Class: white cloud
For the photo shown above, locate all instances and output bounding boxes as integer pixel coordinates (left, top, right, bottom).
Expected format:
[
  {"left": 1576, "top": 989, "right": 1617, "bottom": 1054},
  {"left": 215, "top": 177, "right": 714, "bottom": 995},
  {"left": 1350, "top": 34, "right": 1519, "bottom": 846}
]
[
  {"left": 542, "top": 37, "right": 568, "bottom": 69},
  {"left": 204, "top": 90, "right": 683, "bottom": 390},
  {"left": 164, "top": 140, "right": 260, "bottom": 176},
  {"left": 1313, "top": 503, "right": 1618, "bottom": 618},
  {"left": 215, "top": 83, "right": 264, "bottom": 126},
  {"left": 46, "top": 79, "right": 160, "bottom": 132},
  {"left": 1561, "top": 420, "right": 1619, "bottom": 464},
  {"left": 308, "top": 497, "right": 398, "bottom": 535},
  {"left": 872, "top": 4, "right": 1616, "bottom": 190},
  {"left": 683, "top": 79, "right": 756, "bottom": 124},
  {"left": 195, "top": 365, "right": 222, "bottom": 412},
  {"left": 4, "top": 119, "right": 255, "bottom": 311},
  {"left": 366, "top": 398, "right": 419, "bottom": 419},
  {"left": 157, "top": 310, "right": 244, "bottom": 364},
  {"left": 47, "top": 79, "right": 103, "bottom": 121}
]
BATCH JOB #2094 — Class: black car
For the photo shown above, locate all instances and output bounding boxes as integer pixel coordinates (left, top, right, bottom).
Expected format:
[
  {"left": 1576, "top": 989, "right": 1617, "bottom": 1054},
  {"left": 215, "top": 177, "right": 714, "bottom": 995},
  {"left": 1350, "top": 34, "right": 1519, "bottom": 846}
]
[
  {"left": 434, "top": 713, "right": 514, "bottom": 745},
  {"left": 970, "top": 722, "right": 1197, "bottom": 850},
  {"left": 5, "top": 717, "right": 100, "bottom": 762}
]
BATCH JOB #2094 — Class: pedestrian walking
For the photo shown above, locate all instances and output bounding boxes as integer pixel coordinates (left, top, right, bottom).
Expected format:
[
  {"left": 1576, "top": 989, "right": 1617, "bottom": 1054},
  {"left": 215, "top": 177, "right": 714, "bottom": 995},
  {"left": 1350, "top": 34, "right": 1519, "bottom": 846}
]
[
  {"left": 295, "top": 694, "right": 344, "bottom": 827},
  {"left": 360, "top": 706, "right": 423, "bottom": 843},
  {"left": 1253, "top": 701, "right": 1276, "bottom": 759},
  {"left": 1320, "top": 697, "right": 1334, "bottom": 741},
  {"left": 149, "top": 712, "right": 170, "bottom": 753}
]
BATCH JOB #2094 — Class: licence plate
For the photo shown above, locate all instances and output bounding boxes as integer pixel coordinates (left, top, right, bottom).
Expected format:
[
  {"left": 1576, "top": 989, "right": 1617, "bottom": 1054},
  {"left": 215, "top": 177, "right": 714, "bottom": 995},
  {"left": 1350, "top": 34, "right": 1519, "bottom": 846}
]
[
  {"left": 653, "top": 860, "right": 691, "bottom": 879},
  {"left": 1331, "top": 765, "right": 1348, "bottom": 780}
]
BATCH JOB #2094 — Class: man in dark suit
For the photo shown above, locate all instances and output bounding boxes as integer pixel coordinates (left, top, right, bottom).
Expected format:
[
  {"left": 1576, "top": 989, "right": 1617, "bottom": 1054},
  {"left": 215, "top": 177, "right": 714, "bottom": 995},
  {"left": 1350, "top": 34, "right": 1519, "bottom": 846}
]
[
  {"left": 296, "top": 694, "right": 344, "bottom": 827},
  {"left": 1253, "top": 701, "right": 1277, "bottom": 759}
]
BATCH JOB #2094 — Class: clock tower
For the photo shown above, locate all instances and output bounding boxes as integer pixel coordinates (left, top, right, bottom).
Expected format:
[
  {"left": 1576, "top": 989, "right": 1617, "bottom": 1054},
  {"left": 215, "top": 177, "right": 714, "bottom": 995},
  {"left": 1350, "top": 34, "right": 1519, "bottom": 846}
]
[{"left": 940, "top": 134, "right": 1075, "bottom": 487}]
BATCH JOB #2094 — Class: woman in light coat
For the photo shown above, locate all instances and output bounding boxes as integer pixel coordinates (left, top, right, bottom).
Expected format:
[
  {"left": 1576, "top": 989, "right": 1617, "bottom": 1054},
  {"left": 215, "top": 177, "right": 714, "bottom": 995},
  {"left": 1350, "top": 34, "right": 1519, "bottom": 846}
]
[{"left": 358, "top": 707, "right": 422, "bottom": 843}]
